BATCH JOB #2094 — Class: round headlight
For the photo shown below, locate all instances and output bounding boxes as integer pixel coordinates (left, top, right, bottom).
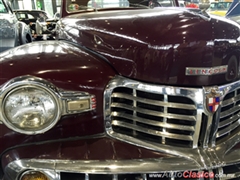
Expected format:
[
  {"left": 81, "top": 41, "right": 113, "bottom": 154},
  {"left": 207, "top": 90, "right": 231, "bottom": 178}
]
[
  {"left": 2, "top": 85, "right": 60, "bottom": 134},
  {"left": 20, "top": 170, "right": 49, "bottom": 180}
]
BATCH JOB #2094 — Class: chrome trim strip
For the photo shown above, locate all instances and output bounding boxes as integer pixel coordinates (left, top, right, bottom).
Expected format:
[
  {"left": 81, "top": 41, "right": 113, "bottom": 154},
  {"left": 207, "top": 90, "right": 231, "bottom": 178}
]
[
  {"left": 0, "top": 75, "right": 95, "bottom": 134},
  {"left": 5, "top": 158, "right": 199, "bottom": 175}
]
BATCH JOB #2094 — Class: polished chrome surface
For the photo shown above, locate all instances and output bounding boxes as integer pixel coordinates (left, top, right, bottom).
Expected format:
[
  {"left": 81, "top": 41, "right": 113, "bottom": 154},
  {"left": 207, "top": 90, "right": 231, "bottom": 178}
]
[
  {"left": 213, "top": 80, "right": 240, "bottom": 146},
  {"left": 0, "top": 75, "right": 95, "bottom": 134},
  {"left": 104, "top": 76, "right": 240, "bottom": 150},
  {"left": 105, "top": 76, "right": 204, "bottom": 149},
  {"left": 4, "top": 77, "right": 240, "bottom": 179},
  {"left": 185, "top": 65, "right": 228, "bottom": 76},
  {"left": 4, "top": 156, "right": 240, "bottom": 180}
]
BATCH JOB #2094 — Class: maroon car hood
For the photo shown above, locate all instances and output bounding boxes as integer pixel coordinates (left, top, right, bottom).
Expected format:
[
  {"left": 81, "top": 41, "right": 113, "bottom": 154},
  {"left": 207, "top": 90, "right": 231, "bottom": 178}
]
[{"left": 61, "top": 8, "right": 240, "bottom": 86}]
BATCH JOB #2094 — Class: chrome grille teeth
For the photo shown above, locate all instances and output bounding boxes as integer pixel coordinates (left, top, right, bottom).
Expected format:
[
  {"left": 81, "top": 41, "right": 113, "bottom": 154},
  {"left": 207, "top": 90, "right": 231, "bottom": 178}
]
[
  {"left": 107, "top": 78, "right": 200, "bottom": 148},
  {"left": 217, "top": 88, "right": 240, "bottom": 142}
]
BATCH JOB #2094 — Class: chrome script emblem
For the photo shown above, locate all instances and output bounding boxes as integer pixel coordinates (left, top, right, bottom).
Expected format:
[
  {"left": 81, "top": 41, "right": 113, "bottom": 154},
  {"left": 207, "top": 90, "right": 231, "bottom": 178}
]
[
  {"left": 186, "top": 65, "right": 228, "bottom": 76},
  {"left": 206, "top": 87, "right": 221, "bottom": 113}
]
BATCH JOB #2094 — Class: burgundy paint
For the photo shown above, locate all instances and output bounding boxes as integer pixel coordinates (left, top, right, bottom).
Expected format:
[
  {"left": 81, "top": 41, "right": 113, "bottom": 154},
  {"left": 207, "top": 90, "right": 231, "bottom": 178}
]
[
  {"left": 1, "top": 136, "right": 170, "bottom": 168},
  {"left": 58, "top": 8, "right": 240, "bottom": 86},
  {"left": 1, "top": 0, "right": 240, "bottom": 171},
  {"left": 0, "top": 40, "right": 116, "bottom": 154}
]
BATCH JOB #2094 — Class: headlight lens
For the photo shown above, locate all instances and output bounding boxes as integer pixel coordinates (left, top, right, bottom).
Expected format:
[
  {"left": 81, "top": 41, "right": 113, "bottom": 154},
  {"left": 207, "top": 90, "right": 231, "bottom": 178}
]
[{"left": 2, "top": 86, "right": 59, "bottom": 134}]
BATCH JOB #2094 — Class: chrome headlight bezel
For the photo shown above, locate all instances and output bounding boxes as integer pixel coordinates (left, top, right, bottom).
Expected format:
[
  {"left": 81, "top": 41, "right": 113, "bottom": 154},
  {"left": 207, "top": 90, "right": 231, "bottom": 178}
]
[
  {"left": 0, "top": 75, "right": 96, "bottom": 135},
  {"left": 0, "top": 77, "right": 62, "bottom": 135}
]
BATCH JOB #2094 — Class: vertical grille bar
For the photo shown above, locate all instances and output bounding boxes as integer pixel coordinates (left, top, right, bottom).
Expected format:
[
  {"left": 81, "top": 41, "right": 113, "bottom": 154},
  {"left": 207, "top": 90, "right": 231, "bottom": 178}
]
[
  {"left": 85, "top": 174, "right": 89, "bottom": 180},
  {"left": 162, "top": 94, "right": 168, "bottom": 145},
  {"left": 141, "top": 174, "right": 147, "bottom": 180},
  {"left": 133, "top": 89, "right": 137, "bottom": 136},
  {"left": 113, "top": 174, "right": 118, "bottom": 180}
]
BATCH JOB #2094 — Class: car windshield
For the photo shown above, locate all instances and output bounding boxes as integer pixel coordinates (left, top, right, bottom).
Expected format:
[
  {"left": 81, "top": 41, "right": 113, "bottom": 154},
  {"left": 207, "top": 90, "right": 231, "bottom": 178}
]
[
  {"left": 66, "top": 0, "right": 184, "bottom": 12},
  {"left": 0, "top": 0, "right": 7, "bottom": 13}
]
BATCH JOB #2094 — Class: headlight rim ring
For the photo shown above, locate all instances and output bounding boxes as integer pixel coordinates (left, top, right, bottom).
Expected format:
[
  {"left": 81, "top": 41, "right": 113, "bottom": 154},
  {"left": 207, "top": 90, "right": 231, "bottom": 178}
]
[{"left": 0, "top": 81, "right": 62, "bottom": 135}]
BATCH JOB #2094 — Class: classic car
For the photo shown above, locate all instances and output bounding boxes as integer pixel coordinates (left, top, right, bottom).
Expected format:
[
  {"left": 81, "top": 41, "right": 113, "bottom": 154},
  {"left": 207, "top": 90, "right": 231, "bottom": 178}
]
[
  {"left": 1, "top": 0, "right": 240, "bottom": 179},
  {"left": 0, "top": 0, "right": 32, "bottom": 52},
  {"left": 207, "top": 1, "right": 232, "bottom": 16},
  {"left": 13, "top": 9, "right": 59, "bottom": 40}
]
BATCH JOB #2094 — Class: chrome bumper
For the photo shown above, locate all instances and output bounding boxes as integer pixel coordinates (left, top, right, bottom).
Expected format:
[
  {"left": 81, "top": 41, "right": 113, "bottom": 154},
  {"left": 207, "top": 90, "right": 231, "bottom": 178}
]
[
  {"left": 3, "top": 132, "right": 240, "bottom": 180},
  {"left": 4, "top": 138, "right": 240, "bottom": 180}
]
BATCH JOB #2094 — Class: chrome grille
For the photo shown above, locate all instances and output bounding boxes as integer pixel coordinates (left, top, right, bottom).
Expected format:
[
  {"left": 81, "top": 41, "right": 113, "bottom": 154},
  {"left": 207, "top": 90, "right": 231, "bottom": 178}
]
[
  {"left": 105, "top": 76, "right": 204, "bottom": 149},
  {"left": 60, "top": 172, "right": 211, "bottom": 180},
  {"left": 60, "top": 165, "right": 239, "bottom": 180},
  {"left": 216, "top": 87, "right": 240, "bottom": 143}
]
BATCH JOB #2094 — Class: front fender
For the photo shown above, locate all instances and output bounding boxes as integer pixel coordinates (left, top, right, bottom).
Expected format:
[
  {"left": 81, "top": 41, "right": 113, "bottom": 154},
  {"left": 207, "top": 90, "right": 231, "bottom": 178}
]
[
  {"left": 0, "top": 40, "right": 117, "bottom": 155},
  {"left": 17, "top": 21, "right": 32, "bottom": 44}
]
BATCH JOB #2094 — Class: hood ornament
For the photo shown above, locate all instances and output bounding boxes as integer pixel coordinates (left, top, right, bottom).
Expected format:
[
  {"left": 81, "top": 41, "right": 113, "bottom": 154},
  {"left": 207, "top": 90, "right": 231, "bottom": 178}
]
[{"left": 205, "top": 87, "right": 222, "bottom": 113}]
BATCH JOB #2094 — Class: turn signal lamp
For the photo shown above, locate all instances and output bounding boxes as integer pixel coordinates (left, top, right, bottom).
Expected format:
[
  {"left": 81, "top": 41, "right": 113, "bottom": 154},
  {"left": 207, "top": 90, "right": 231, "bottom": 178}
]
[{"left": 20, "top": 171, "right": 49, "bottom": 180}]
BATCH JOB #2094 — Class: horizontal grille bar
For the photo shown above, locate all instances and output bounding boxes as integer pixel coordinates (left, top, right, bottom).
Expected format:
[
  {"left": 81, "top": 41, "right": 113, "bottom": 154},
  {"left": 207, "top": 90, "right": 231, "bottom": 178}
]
[
  {"left": 111, "top": 103, "right": 196, "bottom": 121},
  {"left": 112, "top": 120, "right": 193, "bottom": 141},
  {"left": 112, "top": 92, "right": 196, "bottom": 110},
  {"left": 111, "top": 111, "right": 195, "bottom": 131},
  {"left": 222, "top": 94, "right": 240, "bottom": 107},
  {"left": 218, "top": 112, "right": 240, "bottom": 128},
  {"left": 220, "top": 105, "right": 240, "bottom": 119},
  {"left": 217, "top": 119, "right": 240, "bottom": 138}
]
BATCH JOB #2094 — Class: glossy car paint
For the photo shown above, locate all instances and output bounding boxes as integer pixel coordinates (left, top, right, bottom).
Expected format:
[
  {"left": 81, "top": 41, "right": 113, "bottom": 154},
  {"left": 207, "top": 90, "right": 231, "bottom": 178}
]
[
  {"left": 1, "top": 0, "right": 240, "bottom": 178},
  {"left": 0, "top": 40, "right": 116, "bottom": 157},
  {"left": 58, "top": 8, "right": 240, "bottom": 86},
  {"left": 1, "top": 136, "right": 170, "bottom": 168}
]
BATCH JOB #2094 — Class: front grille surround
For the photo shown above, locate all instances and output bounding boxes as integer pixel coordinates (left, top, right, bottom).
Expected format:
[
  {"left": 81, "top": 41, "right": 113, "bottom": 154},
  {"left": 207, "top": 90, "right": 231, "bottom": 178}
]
[
  {"left": 104, "top": 76, "right": 204, "bottom": 149},
  {"left": 105, "top": 76, "right": 240, "bottom": 150}
]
